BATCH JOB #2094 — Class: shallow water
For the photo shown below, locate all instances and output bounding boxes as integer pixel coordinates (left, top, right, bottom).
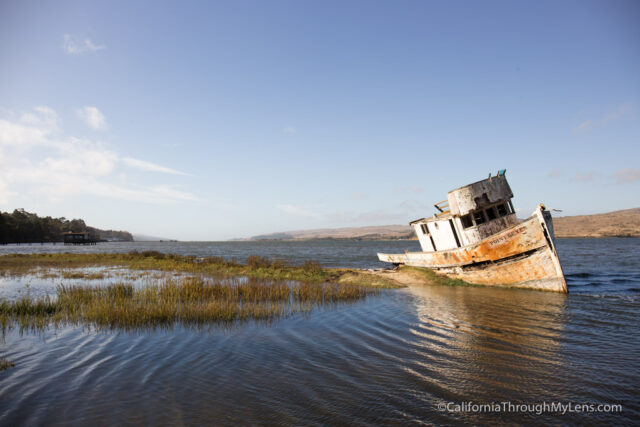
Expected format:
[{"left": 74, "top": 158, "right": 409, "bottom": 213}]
[{"left": 1, "top": 238, "right": 639, "bottom": 425}]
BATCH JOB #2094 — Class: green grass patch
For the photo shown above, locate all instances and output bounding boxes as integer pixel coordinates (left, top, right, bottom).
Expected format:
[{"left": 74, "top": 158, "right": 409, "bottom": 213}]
[
  {"left": 0, "top": 252, "right": 335, "bottom": 284},
  {"left": 400, "top": 266, "right": 479, "bottom": 288},
  {"left": 333, "top": 270, "right": 405, "bottom": 289}
]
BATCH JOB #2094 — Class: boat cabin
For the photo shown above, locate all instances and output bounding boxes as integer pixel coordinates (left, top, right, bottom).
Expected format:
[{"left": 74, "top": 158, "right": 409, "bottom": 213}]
[{"left": 411, "top": 170, "right": 518, "bottom": 252}]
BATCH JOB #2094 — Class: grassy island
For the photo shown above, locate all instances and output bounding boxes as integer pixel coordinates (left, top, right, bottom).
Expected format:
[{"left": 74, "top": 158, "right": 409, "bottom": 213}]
[
  {"left": 0, "top": 251, "right": 405, "bottom": 287},
  {"left": 0, "top": 251, "right": 474, "bottom": 334},
  {"left": 0, "top": 251, "right": 410, "bottom": 335}
]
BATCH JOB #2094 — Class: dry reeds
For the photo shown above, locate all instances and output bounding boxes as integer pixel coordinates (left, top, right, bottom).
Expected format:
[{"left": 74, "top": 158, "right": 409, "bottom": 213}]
[{"left": 0, "top": 276, "right": 379, "bottom": 333}]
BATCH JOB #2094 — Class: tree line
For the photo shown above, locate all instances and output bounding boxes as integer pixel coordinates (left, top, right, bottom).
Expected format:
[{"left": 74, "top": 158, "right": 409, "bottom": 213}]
[{"left": 0, "top": 209, "right": 133, "bottom": 244}]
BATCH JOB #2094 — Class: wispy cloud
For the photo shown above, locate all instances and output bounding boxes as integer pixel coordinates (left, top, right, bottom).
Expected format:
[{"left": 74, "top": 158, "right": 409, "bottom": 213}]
[
  {"left": 350, "top": 192, "right": 368, "bottom": 200},
  {"left": 615, "top": 169, "right": 640, "bottom": 184},
  {"left": 0, "top": 106, "right": 198, "bottom": 205},
  {"left": 77, "top": 106, "right": 107, "bottom": 130},
  {"left": 352, "top": 209, "right": 401, "bottom": 223},
  {"left": 394, "top": 185, "right": 424, "bottom": 194},
  {"left": 123, "top": 157, "right": 190, "bottom": 176},
  {"left": 575, "top": 120, "right": 593, "bottom": 132},
  {"left": 62, "top": 34, "right": 107, "bottom": 55},
  {"left": 276, "top": 204, "right": 319, "bottom": 218},
  {"left": 283, "top": 126, "right": 296, "bottom": 134},
  {"left": 575, "top": 103, "right": 633, "bottom": 133},
  {"left": 325, "top": 208, "right": 406, "bottom": 224},
  {"left": 602, "top": 104, "right": 633, "bottom": 123},
  {"left": 19, "top": 106, "right": 59, "bottom": 130},
  {"left": 571, "top": 171, "right": 599, "bottom": 183},
  {"left": 547, "top": 169, "right": 562, "bottom": 179},
  {"left": 277, "top": 203, "right": 408, "bottom": 225},
  {"left": 62, "top": 34, "right": 106, "bottom": 55}
]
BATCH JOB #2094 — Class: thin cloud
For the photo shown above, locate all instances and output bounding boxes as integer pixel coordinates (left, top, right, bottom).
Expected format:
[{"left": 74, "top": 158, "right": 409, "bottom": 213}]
[
  {"left": 575, "top": 103, "right": 633, "bottom": 133},
  {"left": 77, "top": 106, "right": 107, "bottom": 130},
  {"left": 0, "top": 106, "right": 199, "bottom": 205},
  {"left": 571, "top": 171, "right": 599, "bottom": 183},
  {"left": 325, "top": 208, "right": 407, "bottom": 224},
  {"left": 20, "top": 106, "right": 59, "bottom": 130},
  {"left": 615, "top": 169, "right": 640, "bottom": 184},
  {"left": 353, "top": 209, "right": 401, "bottom": 223},
  {"left": 547, "top": 169, "right": 562, "bottom": 179},
  {"left": 63, "top": 34, "right": 106, "bottom": 55},
  {"left": 350, "top": 192, "right": 368, "bottom": 200},
  {"left": 276, "top": 204, "right": 318, "bottom": 218},
  {"left": 603, "top": 104, "right": 633, "bottom": 123},
  {"left": 283, "top": 126, "right": 296, "bottom": 134},
  {"left": 394, "top": 185, "right": 424, "bottom": 194},
  {"left": 123, "top": 157, "right": 190, "bottom": 176},
  {"left": 575, "top": 120, "right": 593, "bottom": 132}
]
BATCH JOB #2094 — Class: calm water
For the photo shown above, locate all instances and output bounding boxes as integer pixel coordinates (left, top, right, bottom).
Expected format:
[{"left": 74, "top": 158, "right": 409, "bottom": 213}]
[{"left": 1, "top": 238, "right": 639, "bottom": 425}]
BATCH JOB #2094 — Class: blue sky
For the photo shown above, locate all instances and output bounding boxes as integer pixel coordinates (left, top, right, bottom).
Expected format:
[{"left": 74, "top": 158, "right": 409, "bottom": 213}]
[{"left": 1, "top": 0, "right": 639, "bottom": 240}]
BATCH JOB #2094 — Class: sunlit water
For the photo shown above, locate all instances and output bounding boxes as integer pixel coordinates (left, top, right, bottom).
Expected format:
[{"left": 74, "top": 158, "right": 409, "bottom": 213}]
[{"left": 1, "top": 238, "right": 638, "bottom": 425}]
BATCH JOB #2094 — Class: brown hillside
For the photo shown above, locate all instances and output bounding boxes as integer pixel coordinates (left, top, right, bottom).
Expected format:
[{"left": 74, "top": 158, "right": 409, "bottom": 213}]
[
  {"left": 244, "top": 208, "right": 640, "bottom": 240},
  {"left": 250, "top": 225, "right": 414, "bottom": 240},
  {"left": 552, "top": 208, "right": 640, "bottom": 238}
]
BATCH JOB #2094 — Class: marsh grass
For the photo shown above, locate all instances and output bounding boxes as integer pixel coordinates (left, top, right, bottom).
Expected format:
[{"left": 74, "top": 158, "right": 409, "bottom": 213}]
[
  {"left": 0, "top": 252, "right": 333, "bottom": 283},
  {"left": 0, "top": 252, "right": 406, "bottom": 289},
  {"left": 335, "top": 271, "right": 402, "bottom": 288},
  {"left": 38, "top": 270, "right": 59, "bottom": 279},
  {"left": 0, "top": 276, "right": 379, "bottom": 333},
  {"left": 60, "top": 270, "right": 106, "bottom": 280},
  {"left": 0, "top": 357, "right": 14, "bottom": 371}
]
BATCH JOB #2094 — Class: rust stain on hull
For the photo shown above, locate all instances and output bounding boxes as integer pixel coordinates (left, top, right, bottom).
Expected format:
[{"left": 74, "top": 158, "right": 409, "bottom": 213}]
[{"left": 379, "top": 206, "right": 567, "bottom": 293}]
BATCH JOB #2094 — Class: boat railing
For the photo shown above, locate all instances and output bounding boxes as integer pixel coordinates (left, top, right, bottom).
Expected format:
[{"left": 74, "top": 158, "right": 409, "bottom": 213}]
[{"left": 434, "top": 200, "right": 450, "bottom": 217}]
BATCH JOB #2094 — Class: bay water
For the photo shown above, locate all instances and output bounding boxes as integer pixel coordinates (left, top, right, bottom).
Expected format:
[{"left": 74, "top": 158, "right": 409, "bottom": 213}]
[{"left": 0, "top": 238, "right": 638, "bottom": 425}]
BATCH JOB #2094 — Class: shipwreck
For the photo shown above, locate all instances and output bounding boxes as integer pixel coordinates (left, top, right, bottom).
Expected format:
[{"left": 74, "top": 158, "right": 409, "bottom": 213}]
[{"left": 378, "top": 170, "right": 567, "bottom": 292}]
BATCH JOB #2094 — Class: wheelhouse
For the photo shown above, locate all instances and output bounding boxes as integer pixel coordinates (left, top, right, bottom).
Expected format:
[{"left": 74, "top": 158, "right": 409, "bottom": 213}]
[{"left": 410, "top": 170, "right": 518, "bottom": 252}]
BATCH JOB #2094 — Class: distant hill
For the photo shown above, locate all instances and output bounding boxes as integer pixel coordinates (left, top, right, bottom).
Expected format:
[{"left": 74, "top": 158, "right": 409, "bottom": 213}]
[
  {"left": 249, "top": 225, "right": 414, "bottom": 241},
  {"left": 244, "top": 208, "right": 640, "bottom": 241},
  {"left": 552, "top": 208, "right": 640, "bottom": 237}
]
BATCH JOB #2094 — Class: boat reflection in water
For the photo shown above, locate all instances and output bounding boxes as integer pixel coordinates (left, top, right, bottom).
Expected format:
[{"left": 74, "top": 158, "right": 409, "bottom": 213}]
[{"left": 399, "top": 283, "right": 587, "bottom": 423}]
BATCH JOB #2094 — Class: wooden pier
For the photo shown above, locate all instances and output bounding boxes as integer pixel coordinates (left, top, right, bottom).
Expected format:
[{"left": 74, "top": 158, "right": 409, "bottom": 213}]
[{"left": 62, "top": 232, "right": 98, "bottom": 245}]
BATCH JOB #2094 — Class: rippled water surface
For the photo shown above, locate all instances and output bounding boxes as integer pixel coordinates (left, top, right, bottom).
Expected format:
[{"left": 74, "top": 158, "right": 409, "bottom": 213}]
[{"left": 1, "top": 238, "right": 639, "bottom": 425}]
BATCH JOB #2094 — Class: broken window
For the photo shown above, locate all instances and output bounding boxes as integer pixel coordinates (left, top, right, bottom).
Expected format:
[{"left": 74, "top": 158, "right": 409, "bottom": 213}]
[
  {"left": 461, "top": 214, "right": 473, "bottom": 228},
  {"left": 496, "top": 203, "right": 508, "bottom": 217},
  {"left": 486, "top": 206, "right": 497, "bottom": 221},
  {"left": 473, "top": 211, "right": 486, "bottom": 225}
]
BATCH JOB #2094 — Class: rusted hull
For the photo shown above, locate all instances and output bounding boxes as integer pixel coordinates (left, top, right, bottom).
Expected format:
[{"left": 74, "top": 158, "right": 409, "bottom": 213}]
[{"left": 378, "top": 206, "right": 567, "bottom": 292}]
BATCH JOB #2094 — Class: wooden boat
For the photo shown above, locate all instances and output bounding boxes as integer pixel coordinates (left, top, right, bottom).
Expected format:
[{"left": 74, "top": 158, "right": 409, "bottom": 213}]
[{"left": 378, "top": 170, "right": 567, "bottom": 292}]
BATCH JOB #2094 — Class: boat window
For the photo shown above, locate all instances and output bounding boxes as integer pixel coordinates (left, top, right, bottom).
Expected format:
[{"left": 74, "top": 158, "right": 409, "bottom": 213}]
[
  {"left": 508, "top": 200, "right": 515, "bottom": 214},
  {"left": 473, "top": 211, "right": 486, "bottom": 225},
  {"left": 496, "top": 203, "right": 508, "bottom": 217},
  {"left": 461, "top": 214, "right": 473, "bottom": 228},
  {"left": 486, "top": 206, "right": 497, "bottom": 221},
  {"left": 420, "top": 224, "right": 428, "bottom": 234}
]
